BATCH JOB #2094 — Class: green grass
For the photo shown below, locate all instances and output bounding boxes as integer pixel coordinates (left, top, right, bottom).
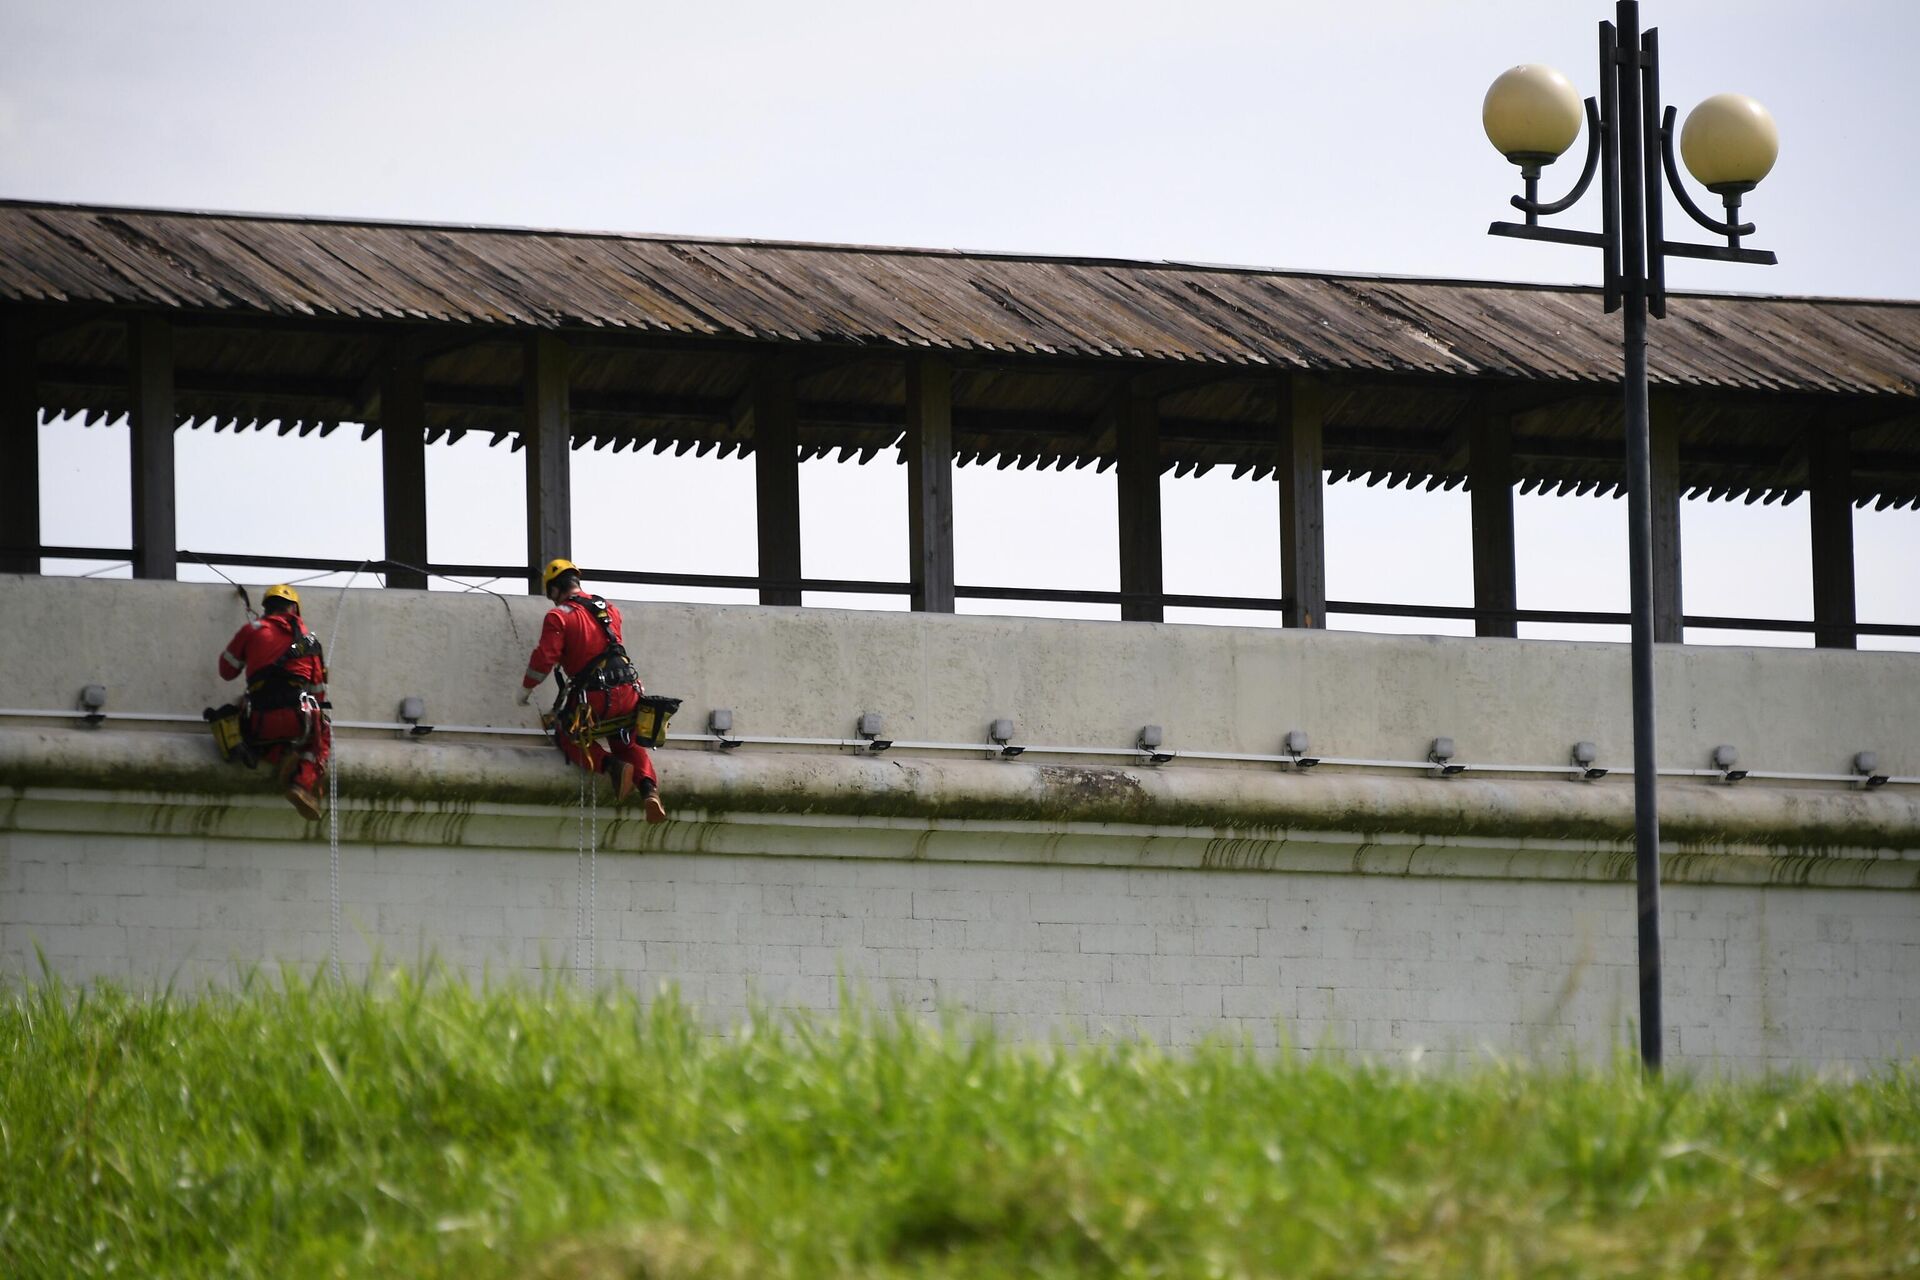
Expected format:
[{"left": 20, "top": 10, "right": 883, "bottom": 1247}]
[{"left": 2, "top": 968, "right": 1916, "bottom": 1279}]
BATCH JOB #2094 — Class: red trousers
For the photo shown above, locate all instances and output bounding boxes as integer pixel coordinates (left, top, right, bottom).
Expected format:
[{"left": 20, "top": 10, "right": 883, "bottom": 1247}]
[
  {"left": 556, "top": 685, "right": 657, "bottom": 792},
  {"left": 249, "top": 705, "right": 330, "bottom": 793}
]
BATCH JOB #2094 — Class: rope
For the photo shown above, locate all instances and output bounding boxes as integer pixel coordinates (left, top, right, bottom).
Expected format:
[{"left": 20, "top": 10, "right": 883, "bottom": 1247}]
[
  {"left": 321, "top": 561, "right": 369, "bottom": 984},
  {"left": 589, "top": 772, "right": 598, "bottom": 983},
  {"left": 575, "top": 769, "right": 588, "bottom": 988}
]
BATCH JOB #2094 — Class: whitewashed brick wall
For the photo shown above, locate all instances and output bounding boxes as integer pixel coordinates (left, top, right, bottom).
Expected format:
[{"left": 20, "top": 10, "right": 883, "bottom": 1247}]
[{"left": 6, "top": 829, "right": 1916, "bottom": 1071}]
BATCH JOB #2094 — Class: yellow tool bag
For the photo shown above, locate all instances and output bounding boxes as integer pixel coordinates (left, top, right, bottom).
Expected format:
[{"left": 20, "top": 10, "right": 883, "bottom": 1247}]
[
  {"left": 629, "top": 695, "right": 682, "bottom": 748},
  {"left": 202, "top": 703, "right": 257, "bottom": 767}
]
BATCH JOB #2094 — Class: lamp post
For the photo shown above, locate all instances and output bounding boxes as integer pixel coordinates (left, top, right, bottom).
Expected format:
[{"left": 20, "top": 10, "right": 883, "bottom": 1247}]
[{"left": 1482, "top": 0, "right": 1778, "bottom": 1072}]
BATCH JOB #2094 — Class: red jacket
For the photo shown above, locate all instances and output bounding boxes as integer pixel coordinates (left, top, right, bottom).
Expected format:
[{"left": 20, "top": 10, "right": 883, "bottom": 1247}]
[
  {"left": 523, "top": 594, "right": 630, "bottom": 688},
  {"left": 218, "top": 613, "right": 326, "bottom": 685}
]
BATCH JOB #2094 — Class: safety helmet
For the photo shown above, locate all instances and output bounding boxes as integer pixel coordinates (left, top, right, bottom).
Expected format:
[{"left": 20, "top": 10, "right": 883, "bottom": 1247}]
[
  {"left": 263, "top": 583, "right": 301, "bottom": 612},
  {"left": 541, "top": 558, "right": 580, "bottom": 591}
]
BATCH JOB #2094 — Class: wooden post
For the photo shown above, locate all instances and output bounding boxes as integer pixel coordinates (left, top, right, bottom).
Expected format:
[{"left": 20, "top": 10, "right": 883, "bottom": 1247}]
[
  {"left": 380, "top": 338, "right": 429, "bottom": 589},
  {"left": 904, "top": 356, "right": 955, "bottom": 612},
  {"left": 1468, "top": 400, "right": 1517, "bottom": 638},
  {"left": 1116, "top": 386, "right": 1163, "bottom": 622},
  {"left": 0, "top": 314, "right": 36, "bottom": 575},
  {"left": 522, "top": 334, "right": 572, "bottom": 594},
  {"left": 129, "top": 315, "right": 177, "bottom": 580},
  {"left": 1278, "top": 375, "right": 1326, "bottom": 629},
  {"left": 1649, "top": 391, "right": 1684, "bottom": 643},
  {"left": 752, "top": 359, "right": 802, "bottom": 606},
  {"left": 1808, "top": 422, "right": 1857, "bottom": 650}
]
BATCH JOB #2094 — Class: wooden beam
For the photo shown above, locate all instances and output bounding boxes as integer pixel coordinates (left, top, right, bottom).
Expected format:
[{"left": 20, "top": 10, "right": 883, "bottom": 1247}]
[
  {"left": 522, "top": 334, "right": 572, "bottom": 594},
  {"left": 1, "top": 314, "right": 37, "bottom": 574},
  {"left": 380, "top": 336, "right": 429, "bottom": 588},
  {"left": 1469, "top": 399, "right": 1517, "bottom": 638},
  {"left": 1649, "top": 390, "right": 1684, "bottom": 642},
  {"left": 129, "top": 315, "right": 177, "bottom": 580},
  {"left": 1808, "top": 421, "right": 1857, "bottom": 650},
  {"left": 752, "top": 358, "right": 802, "bottom": 606},
  {"left": 904, "top": 356, "right": 955, "bottom": 613},
  {"left": 1116, "top": 386, "right": 1163, "bottom": 622},
  {"left": 1278, "top": 375, "right": 1326, "bottom": 629}
]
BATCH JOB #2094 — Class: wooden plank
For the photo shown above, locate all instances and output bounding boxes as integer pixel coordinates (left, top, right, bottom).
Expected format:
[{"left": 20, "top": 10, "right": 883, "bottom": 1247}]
[
  {"left": 0, "top": 312, "right": 37, "bottom": 573},
  {"left": 380, "top": 336, "right": 429, "bottom": 588},
  {"left": 129, "top": 314, "right": 176, "bottom": 580},
  {"left": 1808, "top": 421, "right": 1857, "bottom": 650},
  {"left": 1279, "top": 375, "right": 1325, "bottom": 629},
  {"left": 1116, "top": 386, "right": 1163, "bottom": 622},
  {"left": 752, "top": 358, "right": 802, "bottom": 606},
  {"left": 1649, "top": 391, "right": 1683, "bottom": 643},
  {"left": 1469, "top": 399, "right": 1517, "bottom": 638},
  {"left": 904, "top": 355, "right": 955, "bottom": 612},
  {"left": 522, "top": 334, "right": 571, "bottom": 593}
]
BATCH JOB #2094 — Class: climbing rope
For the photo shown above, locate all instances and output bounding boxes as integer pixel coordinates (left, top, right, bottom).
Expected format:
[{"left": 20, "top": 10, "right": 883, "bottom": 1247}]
[
  {"left": 321, "top": 562, "right": 370, "bottom": 984},
  {"left": 574, "top": 767, "right": 599, "bottom": 989}
]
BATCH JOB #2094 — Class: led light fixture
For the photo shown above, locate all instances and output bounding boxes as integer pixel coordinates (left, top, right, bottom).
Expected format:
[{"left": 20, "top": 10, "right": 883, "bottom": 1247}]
[{"left": 1570, "top": 740, "right": 1607, "bottom": 781}]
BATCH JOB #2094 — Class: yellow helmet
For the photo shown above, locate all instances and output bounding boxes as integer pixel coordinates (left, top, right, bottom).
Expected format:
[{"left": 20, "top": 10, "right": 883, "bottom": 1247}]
[
  {"left": 541, "top": 558, "right": 580, "bottom": 591},
  {"left": 263, "top": 583, "right": 301, "bottom": 611}
]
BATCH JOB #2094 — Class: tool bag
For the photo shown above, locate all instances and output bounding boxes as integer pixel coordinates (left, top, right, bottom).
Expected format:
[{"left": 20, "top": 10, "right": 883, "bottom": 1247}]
[
  {"left": 628, "top": 695, "right": 682, "bottom": 748},
  {"left": 202, "top": 703, "right": 257, "bottom": 767}
]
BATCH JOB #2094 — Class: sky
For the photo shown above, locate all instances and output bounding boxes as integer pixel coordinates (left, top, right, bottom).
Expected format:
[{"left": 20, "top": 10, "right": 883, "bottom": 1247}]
[{"left": 4, "top": 0, "right": 1916, "bottom": 647}]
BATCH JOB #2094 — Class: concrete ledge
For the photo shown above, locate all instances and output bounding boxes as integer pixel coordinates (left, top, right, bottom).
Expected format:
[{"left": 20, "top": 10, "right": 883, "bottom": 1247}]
[{"left": 3, "top": 728, "right": 1919, "bottom": 881}]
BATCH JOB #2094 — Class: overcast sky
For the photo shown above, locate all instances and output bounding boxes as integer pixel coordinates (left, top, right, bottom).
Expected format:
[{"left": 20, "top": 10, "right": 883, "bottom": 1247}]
[{"left": 5, "top": 0, "right": 1915, "bottom": 647}]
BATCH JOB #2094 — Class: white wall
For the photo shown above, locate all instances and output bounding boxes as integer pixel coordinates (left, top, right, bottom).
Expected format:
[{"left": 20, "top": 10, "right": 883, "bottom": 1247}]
[{"left": 5, "top": 819, "right": 1916, "bottom": 1072}]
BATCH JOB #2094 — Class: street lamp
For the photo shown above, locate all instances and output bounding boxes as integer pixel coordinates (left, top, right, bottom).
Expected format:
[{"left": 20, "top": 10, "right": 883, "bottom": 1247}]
[{"left": 1482, "top": 1, "right": 1777, "bottom": 1072}]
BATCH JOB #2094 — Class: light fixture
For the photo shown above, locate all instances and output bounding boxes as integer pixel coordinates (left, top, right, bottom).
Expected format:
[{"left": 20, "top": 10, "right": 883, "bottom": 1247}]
[
  {"left": 708, "top": 708, "right": 741, "bottom": 750},
  {"left": 857, "top": 711, "right": 892, "bottom": 754},
  {"left": 1483, "top": 0, "right": 1782, "bottom": 1077},
  {"left": 1483, "top": 64, "right": 1585, "bottom": 170},
  {"left": 1712, "top": 744, "right": 1747, "bottom": 784},
  {"left": 1429, "top": 736, "right": 1465, "bottom": 777},
  {"left": 1283, "top": 729, "right": 1320, "bottom": 770},
  {"left": 396, "top": 695, "right": 433, "bottom": 737},
  {"left": 1137, "top": 724, "right": 1173, "bottom": 765},
  {"left": 1853, "top": 750, "right": 1889, "bottom": 790},
  {"left": 77, "top": 684, "right": 106, "bottom": 726},
  {"left": 989, "top": 718, "right": 1024, "bottom": 758},
  {"left": 1570, "top": 740, "right": 1607, "bottom": 782},
  {"left": 1680, "top": 93, "right": 1779, "bottom": 193}
]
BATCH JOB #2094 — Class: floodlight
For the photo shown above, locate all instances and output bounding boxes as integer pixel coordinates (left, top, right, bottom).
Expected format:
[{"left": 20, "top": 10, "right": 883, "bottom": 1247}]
[
  {"left": 1712, "top": 744, "right": 1747, "bottom": 783},
  {"left": 708, "top": 707, "right": 742, "bottom": 749},
  {"left": 858, "top": 711, "right": 892, "bottom": 753},
  {"left": 1570, "top": 740, "right": 1607, "bottom": 781},
  {"left": 1283, "top": 729, "right": 1319, "bottom": 769},
  {"left": 77, "top": 684, "right": 106, "bottom": 726},
  {"left": 1854, "top": 750, "right": 1889, "bottom": 790},
  {"left": 1137, "top": 724, "right": 1172, "bottom": 764},
  {"left": 397, "top": 695, "right": 433, "bottom": 737}
]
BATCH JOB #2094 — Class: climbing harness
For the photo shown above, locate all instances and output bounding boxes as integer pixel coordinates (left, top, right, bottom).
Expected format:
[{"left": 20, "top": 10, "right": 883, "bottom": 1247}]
[{"left": 547, "top": 592, "right": 682, "bottom": 751}]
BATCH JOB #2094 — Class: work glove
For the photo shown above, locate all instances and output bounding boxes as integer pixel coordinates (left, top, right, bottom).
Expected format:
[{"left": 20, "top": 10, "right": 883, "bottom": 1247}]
[{"left": 515, "top": 685, "right": 534, "bottom": 706}]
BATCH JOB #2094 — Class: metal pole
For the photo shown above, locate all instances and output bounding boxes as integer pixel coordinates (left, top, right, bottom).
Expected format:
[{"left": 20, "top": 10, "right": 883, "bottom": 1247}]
[{"left": 1614, "top": 0, "right": 1663, "bottom": 1072}]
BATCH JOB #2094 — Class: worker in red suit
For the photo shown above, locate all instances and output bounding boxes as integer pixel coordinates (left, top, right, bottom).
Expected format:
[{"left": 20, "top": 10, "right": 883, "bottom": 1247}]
[
  {"left": 518, "top": 558, "right": 668, "bottom": 823},
  {"left": 216, "top": 583, "right": 331, "bottom": 821}
]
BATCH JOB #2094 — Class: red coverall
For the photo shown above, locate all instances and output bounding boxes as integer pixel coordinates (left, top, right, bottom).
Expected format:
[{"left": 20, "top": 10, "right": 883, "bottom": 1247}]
[
  {"left": 522, "top": 594, "right": 657, "bottom": 791},
  {"left": 217, "top": 613, "right": 331, "bottom": 793}
]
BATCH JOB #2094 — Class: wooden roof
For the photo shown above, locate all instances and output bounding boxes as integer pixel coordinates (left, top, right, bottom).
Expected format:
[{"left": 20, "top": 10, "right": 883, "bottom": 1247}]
[{"left": 5, "top": 199, "right": 1918, "bottom": 507}]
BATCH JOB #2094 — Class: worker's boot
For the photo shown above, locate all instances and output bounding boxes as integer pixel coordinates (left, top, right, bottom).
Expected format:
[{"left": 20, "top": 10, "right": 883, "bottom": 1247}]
[
  {"left": 642, "top": 784, "right": 668, "bottom": 825},
  {"left": 608, "top": 759, "right": 637, "bottom": 803},
  {"left": 285, "top": 784, "right": 322, "bottom": 822}
]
